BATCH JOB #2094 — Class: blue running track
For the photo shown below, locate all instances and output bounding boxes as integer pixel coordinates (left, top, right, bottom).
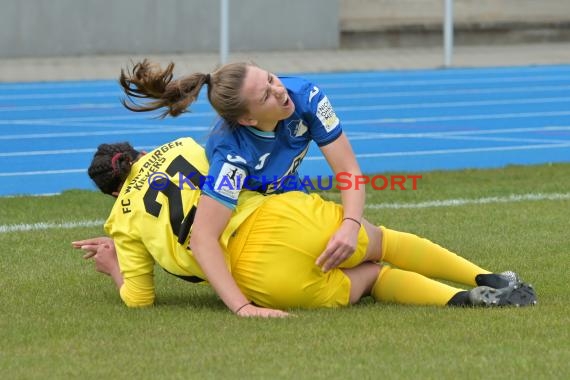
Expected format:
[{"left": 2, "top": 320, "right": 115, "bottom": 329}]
[{"left": 1, "top": 64, "right": 569, "bottom": 196}]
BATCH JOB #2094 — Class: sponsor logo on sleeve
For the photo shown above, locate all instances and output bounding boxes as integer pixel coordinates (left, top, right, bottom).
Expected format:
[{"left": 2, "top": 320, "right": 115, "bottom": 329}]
[
  {"left": 316, "top": 96, "right": 339, "bottom": 132},
  {"left": 214, "top": 163, "right": 246, "bottom": 200}
]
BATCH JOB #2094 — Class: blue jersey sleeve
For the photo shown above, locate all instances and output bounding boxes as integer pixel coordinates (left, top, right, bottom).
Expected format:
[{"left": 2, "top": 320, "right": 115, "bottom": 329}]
[
  {"left": 306, "top": 84, "right": 342, "bottom": 146},
  {"left": 283, "top": 77, "right": 343, "bottom": 147}
]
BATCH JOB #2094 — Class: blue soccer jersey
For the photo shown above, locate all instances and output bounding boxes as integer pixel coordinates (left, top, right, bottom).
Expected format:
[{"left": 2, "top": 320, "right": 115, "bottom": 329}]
[{"left": 203, "top": 76, "right": 342, "bottom": 208}]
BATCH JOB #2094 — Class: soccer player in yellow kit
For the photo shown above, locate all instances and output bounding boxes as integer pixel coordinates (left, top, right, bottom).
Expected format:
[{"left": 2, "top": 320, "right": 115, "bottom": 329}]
[{"left": 75, "top": 137, "right": 536, "bottom": 317}]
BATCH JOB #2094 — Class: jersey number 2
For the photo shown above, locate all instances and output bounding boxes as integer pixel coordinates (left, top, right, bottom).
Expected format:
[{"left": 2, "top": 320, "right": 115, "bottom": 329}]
[{"left": 143, "top": 155, "right": 201, "bottom": 244}]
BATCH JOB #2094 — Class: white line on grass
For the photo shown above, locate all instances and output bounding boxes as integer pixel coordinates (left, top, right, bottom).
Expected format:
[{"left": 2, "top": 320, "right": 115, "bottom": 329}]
[
  {"left": 0, "top": 219, "right": 105, "bottom": 233},
  {"left": 2, "top": 192, "right": 568, "bottom": 233},
  {"left": 365, "top": 192, "right": 570, "bottom": 209}
]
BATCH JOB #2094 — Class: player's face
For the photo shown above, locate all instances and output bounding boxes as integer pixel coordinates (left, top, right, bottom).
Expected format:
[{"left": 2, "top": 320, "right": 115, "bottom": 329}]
[{"left": 239, "top": 66, "right": 295, "bottom": 131}]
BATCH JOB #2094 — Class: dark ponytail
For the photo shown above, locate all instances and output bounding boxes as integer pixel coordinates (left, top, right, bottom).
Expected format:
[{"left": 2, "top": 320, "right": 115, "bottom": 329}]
[{"left": 88, "top": 142, "right": 140, "bottom": 195}]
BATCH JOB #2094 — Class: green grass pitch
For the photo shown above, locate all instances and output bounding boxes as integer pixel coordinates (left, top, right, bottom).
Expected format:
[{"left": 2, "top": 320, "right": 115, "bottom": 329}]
[{"left": 1, "top": 163, "right": 569, "bottom": 379}]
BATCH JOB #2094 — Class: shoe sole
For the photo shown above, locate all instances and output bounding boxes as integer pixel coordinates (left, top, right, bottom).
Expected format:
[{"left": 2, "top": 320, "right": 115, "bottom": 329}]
[{"left": 470, "top": 283, "right": 537, "bottom": 307}]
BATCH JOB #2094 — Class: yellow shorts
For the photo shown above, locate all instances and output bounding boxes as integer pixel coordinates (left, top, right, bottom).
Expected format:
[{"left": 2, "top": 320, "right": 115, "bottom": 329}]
[{"left": 227, "top": 192, "right": 369, "bottom": 309}]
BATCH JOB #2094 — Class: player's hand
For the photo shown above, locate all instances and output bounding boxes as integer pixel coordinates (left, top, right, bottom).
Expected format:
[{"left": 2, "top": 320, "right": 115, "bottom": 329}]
[
  {"left": 72, "top": 237, "right": 118, "bottom": 275},
  {"left": 316, "top": 220, "right": 359, "bottom": 272},
  {"left": 235, "top": 304, "right": 290, "bottom": 318},
  {"left": 73, "top": 237, "right": 124, "bottom": 288},
  {"left": 72, "top": 237, "right": 115, "bottom": 259}
]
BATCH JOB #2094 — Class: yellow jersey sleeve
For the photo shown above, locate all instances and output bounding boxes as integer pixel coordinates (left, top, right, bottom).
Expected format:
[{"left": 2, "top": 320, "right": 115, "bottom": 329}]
[{"left": 120, "top": 275, "right": 156, "bottom": 307}]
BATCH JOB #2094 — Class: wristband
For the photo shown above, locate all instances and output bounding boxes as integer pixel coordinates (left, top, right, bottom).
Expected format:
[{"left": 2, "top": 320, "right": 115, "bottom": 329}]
[{"left": 342, "top": 217, "right": 361, "bottom": 227}]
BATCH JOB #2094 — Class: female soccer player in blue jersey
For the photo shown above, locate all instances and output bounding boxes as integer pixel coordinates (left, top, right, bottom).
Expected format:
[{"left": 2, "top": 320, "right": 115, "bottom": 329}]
[{"left": 119, "top": 60, "right": 366, "bottom": 316}]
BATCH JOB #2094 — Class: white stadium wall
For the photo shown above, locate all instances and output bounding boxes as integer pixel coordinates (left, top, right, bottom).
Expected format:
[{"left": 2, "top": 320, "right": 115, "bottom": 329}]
[{"left": 0, "top": 0, "right": 339, "bottom": 58}]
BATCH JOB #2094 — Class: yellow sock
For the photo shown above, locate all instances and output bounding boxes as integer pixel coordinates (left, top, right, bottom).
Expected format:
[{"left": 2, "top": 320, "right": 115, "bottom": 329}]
[
  {"left": 380, "top": 227, "right": 490, "bottom": 286},
  {"left": 372, "top": 266, "right": 463, "bottom": 306}
]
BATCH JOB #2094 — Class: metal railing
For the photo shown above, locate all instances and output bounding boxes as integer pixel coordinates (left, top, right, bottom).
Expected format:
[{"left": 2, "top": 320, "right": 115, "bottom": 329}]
[
  {"left": 444, "top": 0, "right": 454, "bottom": 67},
  {"left": 220, "top": 0, "right": 229, "bottom": 65}
]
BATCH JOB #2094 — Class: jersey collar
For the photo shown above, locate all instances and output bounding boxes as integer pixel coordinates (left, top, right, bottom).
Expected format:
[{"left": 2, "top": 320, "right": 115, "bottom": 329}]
[{"left": 245, "top": 125, "right": 276, "bottom": 139}]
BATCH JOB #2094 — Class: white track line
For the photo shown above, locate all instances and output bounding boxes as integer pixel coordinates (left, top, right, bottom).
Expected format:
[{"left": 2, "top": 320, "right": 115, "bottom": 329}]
[
  {"left": 2, "top": 142, "right": 569, "bottom": 173},
  {"left": 2, "top": 110, "right": 570, "bottom": 128},
  {"left": 0, "top": 91, "right": 119, "bottom": 100},
  {"left": 304, "top": 142, "right": 570, "bottom": 161},
  {"left": 0, "top": 145, "right": 157, "bottom": 158},
  {"left": 0, "top": 112, "right": 215, "bottom": 125},
  {"left": 331, "top": 85, "right": 570, "bottom": 100},
  {"left": 3, "top": 126, "right": 568, "bottom": 158},
  {"left": 335, "top": 97, "right": 570, "bottom": 112},
  {"left": 2, "top": 192, "right": 568, "bottom": 233},
  {"left": 0, "top": 103, "right": 121, "bottom": 112},
  {"left": 348, "top": 125, "right": 570, "bottom": 138},
  {"left": 4, "top": 95, "right": 570, "bottom": 113},
  {"left": 1, "top": 67, "right": 570, "bottom": 91},
  {"left": 416, "top": 135, "right": 566, "bottom": 144},
  {"left": 0, "top": 82, "right": 115, "bottom": 90},
  {"left": 4, "top": 84, "right": 570, "bottom": 102},
  {"left": 0, "top": 72, "right": 566, "bottom": 91},
  {"left": 0, "top": 169, "right": 86, "bottom": 177},
  {"left": 0, "top": 126, "right": 209, "bottom": 140},
  {"left": 320, "top": 75, "right": 570, "bottom": 89},
  {"left": 308, "top": 67, "right": 570, "bottom": 80},
  {"left": 345, "top": 111, "right": 570, "bottom": 125}
]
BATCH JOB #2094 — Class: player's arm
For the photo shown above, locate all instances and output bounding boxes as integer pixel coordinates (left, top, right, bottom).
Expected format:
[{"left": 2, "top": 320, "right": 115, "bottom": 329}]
[
  {"left": 113, "top": 230, "right": 156, "bottom": 307},
  {"left": 317, "top": 133, "right": 365, "bottom": 272},
  {"left": 190, "top": 195, "right": 289, "bottom": 318},
  {"left": 320, "top": 132, "right": 365, "bottom": 222},
  {"left": 303, "top": 83, "right": 365, "bottom": 271},
  {"left": 74, "top": 234, "right": 156, "bottom": 307}
]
